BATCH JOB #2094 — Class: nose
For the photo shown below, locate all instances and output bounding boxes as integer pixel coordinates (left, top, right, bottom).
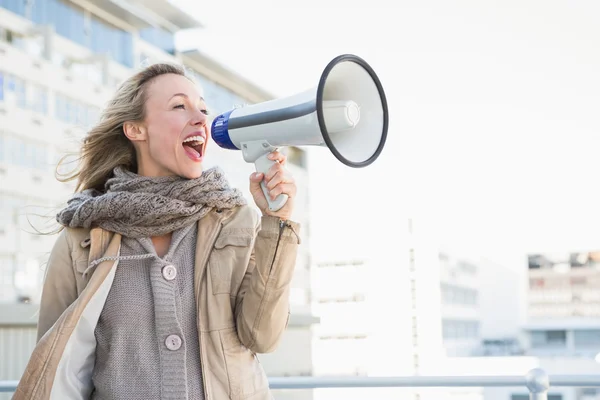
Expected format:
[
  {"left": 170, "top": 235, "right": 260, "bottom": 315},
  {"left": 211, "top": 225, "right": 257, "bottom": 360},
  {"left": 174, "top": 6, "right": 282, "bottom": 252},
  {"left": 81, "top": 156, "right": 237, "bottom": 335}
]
[{"left": 190, "top": 108, "right": 208, "bottom": 127}]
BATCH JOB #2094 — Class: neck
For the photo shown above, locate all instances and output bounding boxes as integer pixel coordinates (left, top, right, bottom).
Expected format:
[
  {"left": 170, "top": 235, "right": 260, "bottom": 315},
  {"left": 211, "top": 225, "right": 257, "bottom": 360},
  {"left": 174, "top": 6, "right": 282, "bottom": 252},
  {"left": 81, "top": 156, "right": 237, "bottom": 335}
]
[
  {"left": 135, "top": 149, "right": 174, "bottom": 178},
  {"left": 151, "top": 232, "right": 173, "bottom": 258}
]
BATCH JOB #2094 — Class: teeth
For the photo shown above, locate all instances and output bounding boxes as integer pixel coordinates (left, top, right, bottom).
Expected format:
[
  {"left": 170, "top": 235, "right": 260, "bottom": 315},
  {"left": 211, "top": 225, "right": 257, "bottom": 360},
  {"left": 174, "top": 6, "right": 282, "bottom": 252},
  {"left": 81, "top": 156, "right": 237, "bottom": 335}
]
[{"left": 183, "top": 135, "right": 205, "bottom": 144}]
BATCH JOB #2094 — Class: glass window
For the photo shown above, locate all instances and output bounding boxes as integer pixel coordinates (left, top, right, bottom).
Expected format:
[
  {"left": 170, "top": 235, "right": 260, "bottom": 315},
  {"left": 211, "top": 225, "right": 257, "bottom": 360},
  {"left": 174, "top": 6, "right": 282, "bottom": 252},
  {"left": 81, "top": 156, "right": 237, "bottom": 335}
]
[
  {"left": 52, "top": 0, "right": 86, "bottom": 47},
  {"left": 55, "top": 93, "right": 64, "bottom": 120},
  {"left": 574, "top": 329, "right": 600, "bottom": 347},
  {"left": 31, "top": 0, "right": 49, "bottom": 24},
  {"left": 87, "top": 106, "right": 100, "bottom": 125},
  {"left": 64, "top": 97, "right": 75, "bottom": 123},
  {"left": 5, "top": 135, "right": 23, "bottom": 166},
  {"left": 1, "top": 0, "right": 26, "bottom": 16},
  {"left": 90, "top": 14, "right": 133, "bottom": 68},
  {"left": 15, "top": 0, "right": 133, "bottom": 68},
  {"left": 531, "top": 330, "right": 567, "bottom": 348},
  {"left": 76, "top": 102, "right": 87, "bottom": 126},
  {"left": 33, "top": 143, "right": 47, "bottom": 170},
  {"left": 31, "top": 84, "right": 48, "bottom": 115},
  {"left": 443, "top": 319, "right": 480, "bottom": 340},
  {"left": 5, "top": 74, "right": 27, "bottom": 108},
  {"left": 140, "top": 27, "right": 175, "bottom": 55},
  {"left": 24, "top": 139, "right": 35, "bottom": 168}
]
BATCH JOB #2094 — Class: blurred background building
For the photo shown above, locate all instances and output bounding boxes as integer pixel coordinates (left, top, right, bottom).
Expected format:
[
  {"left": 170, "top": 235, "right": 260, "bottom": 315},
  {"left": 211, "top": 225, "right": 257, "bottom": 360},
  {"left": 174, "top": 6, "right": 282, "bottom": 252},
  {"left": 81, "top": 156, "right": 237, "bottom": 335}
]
[{"left": 0, "top": 1, "right": 316, "bottom": 399}]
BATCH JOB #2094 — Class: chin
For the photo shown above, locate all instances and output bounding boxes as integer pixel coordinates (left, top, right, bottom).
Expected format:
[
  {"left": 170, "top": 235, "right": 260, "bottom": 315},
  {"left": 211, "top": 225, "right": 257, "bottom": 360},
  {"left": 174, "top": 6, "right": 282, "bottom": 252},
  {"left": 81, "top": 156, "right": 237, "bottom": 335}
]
[{"left": 182, "top": 166, "right": 204, "bottom": 180}]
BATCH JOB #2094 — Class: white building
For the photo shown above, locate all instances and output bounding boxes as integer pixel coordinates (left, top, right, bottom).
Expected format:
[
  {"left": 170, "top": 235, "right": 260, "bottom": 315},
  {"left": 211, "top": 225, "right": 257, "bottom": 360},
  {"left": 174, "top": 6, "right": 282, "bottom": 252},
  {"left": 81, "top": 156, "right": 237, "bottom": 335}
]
[
  {"left": 450, "top": 248, "right": 600, "bottom": 400},
  {"left": 527, "top": 251, "right": 600, "bottom": 320},
  {"left": 308, "top": 215, "right": 449, "bottom": 400},
  {"left": 0, "top": 1, "right": 315, "bottom": 398},
  {"left": 438, "top": 251, "right": 481, "bottom": 357}
]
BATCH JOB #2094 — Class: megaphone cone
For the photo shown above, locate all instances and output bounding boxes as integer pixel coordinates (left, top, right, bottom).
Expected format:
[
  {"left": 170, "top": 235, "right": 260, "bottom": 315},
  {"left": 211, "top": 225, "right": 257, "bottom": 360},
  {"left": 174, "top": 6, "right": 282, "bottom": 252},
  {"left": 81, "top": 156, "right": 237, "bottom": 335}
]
[{"left": 211, "top": 54, "right": 389, "bottom": 211}]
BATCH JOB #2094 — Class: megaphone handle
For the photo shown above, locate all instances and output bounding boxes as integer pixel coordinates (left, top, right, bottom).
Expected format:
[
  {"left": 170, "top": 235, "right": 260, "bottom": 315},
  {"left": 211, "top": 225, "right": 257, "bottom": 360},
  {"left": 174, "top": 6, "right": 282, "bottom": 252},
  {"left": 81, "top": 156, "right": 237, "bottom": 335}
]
[{"left": 255, "top": 153, "right": 289, "bottom": 212}]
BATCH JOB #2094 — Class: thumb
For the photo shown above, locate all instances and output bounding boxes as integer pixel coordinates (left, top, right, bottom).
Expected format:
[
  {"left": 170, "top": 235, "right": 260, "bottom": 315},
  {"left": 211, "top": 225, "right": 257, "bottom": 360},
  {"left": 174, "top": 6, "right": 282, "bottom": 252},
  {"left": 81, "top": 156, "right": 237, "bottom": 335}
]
[{"left": 249, "top": 172, "right": 264, "bottom": 190}]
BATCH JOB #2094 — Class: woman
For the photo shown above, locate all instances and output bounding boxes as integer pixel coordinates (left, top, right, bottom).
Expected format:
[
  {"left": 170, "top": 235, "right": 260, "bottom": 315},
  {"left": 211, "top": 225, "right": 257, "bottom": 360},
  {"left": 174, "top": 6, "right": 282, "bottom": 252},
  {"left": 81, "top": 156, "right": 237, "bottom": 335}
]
[{"left": 14, "top": 63, "right": 301, "bottom": 400}]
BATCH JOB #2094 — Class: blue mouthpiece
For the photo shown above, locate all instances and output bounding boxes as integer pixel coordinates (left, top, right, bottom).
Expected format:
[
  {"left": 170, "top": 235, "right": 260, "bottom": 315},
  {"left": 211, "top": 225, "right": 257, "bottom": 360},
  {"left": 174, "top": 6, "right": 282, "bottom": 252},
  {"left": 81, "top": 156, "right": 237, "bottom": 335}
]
[{"left": 211, "top": 109, "right": 238, "bottom": 150}]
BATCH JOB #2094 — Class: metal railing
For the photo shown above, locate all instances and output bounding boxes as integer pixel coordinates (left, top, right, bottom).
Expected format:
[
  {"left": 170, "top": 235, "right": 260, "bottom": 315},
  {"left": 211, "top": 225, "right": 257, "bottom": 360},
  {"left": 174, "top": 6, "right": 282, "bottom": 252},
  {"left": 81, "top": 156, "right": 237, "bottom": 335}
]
[{"left": 1, "top": 368, "right": 600, "bottom": 399}]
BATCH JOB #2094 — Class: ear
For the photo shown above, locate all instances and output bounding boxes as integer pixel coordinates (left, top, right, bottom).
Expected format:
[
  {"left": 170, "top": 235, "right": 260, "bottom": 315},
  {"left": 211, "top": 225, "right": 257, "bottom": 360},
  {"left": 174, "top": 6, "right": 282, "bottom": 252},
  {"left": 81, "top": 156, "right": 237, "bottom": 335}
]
[{"left": 123, "top": 121, "right": 147, "bottom": 142}]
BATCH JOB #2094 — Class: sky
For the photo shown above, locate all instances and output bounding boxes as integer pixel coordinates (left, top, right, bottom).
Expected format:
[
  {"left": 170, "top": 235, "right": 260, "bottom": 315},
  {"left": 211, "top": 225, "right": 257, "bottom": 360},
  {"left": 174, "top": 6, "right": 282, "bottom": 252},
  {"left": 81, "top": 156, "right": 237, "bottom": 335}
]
[{"left": 174, "top": 0, "right": 600, "bottom": 271}]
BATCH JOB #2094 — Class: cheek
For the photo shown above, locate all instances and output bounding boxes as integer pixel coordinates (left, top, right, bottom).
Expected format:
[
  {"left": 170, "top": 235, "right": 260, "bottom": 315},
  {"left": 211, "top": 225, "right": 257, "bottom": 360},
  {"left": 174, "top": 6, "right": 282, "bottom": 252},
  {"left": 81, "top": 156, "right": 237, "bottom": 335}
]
[{"left": 148, "top": 114, "right": 186, "bottom": 148}]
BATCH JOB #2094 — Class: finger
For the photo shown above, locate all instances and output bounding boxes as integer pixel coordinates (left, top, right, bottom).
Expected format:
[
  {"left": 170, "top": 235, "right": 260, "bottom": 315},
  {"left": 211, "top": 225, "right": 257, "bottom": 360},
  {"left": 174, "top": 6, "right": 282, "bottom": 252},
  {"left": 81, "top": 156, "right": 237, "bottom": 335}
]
[
  {"left": 265, "top": 161, "right": 285, "bottom": 181},
  {"left": 249, "top": 172, "right": 264, "bottom": 193},
  {"left": 267, "top": 151, "right": 287, "bottom": 165},
  {"left": 269, "top": 182, "right": 297, "bottom": 200},
  {"left": 266, "top": 171, "right": 294, "bottom": 190}
]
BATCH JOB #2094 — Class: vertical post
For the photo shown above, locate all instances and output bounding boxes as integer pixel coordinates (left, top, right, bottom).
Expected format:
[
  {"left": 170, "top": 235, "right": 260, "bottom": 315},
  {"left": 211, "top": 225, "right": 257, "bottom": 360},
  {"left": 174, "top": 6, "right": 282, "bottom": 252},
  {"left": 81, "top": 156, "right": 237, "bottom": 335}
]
[
  {"left": 526, "top": 368, "right": 550, "bottom": 400},
  {"left": 40, "top": 25, "right": 54, "bottom": 62}
]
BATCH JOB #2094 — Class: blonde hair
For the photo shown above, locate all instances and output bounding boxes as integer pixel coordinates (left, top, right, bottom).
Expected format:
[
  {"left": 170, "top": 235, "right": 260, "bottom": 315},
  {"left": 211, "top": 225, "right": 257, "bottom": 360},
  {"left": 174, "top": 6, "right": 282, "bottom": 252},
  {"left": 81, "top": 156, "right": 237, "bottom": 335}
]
[{"left": 58, "top": 63, "right": 190, "bottom": 193}]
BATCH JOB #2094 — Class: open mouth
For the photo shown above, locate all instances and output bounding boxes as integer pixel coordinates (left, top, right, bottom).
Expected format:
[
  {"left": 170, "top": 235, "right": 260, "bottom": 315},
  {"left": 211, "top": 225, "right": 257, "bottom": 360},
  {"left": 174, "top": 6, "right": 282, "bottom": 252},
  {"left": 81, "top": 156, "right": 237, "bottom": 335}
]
[{"left": 182, "top": 135, "right": 205, "bottom": 160}]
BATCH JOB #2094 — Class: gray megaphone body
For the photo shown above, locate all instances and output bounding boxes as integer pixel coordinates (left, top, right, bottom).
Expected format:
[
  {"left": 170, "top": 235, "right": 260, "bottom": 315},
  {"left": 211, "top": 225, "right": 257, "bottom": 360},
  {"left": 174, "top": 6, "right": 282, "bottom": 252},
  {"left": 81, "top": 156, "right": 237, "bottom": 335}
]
[{"left": 211, "top": 54, "right": 389, "bottom": 212}]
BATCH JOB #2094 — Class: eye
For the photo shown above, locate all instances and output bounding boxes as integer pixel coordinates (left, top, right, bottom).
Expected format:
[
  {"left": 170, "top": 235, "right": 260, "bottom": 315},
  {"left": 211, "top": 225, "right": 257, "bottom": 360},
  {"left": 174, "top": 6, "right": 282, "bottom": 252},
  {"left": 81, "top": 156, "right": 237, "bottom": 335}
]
[
  {"left": 201, "top": 109, "right": 210, "bottom": 115},
  {"left": 174, "top": 104, "right": 185, "bottom": 109}
]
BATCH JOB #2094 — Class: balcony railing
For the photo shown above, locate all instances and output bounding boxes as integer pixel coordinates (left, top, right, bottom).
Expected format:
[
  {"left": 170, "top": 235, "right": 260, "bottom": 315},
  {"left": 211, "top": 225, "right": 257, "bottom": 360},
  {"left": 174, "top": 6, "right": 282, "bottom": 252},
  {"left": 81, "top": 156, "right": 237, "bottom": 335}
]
[{"left": 1, "top": 368, "right": 600, "bottom": 399}]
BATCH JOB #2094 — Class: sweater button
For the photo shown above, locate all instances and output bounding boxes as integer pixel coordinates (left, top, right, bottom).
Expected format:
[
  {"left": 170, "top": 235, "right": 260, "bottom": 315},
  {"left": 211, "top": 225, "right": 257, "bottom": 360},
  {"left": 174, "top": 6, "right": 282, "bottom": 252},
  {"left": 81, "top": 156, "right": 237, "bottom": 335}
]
[
  {"left": 165, "top": 334, "right": 182, "bottom": 351},
  {"left": 162, "top": 264, "right": 177, "bottom": 281}
]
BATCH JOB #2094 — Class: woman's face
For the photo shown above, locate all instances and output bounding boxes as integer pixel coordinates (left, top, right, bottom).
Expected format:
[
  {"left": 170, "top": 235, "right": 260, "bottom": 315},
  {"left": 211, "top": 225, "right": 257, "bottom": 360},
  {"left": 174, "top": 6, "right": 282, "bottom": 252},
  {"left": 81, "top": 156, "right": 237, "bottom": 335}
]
[{"left": 132, "top": 73, "right": 210, "bottom": 179}]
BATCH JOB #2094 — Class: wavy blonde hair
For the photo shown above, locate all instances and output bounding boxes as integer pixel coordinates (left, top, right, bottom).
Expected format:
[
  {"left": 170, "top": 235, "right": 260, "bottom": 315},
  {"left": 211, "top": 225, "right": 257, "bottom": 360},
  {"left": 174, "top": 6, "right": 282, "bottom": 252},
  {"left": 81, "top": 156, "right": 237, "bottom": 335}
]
[{"left": 58, "top": 63, "right": 191, "bottom": 193}]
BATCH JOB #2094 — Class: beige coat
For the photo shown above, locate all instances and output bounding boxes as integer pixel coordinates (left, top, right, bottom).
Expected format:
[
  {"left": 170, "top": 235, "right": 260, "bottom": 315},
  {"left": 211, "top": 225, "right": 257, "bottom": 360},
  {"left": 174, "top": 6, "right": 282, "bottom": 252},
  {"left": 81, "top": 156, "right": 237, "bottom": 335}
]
[{"left": 13, "top": 205, "right": 300, "bottom": 400}]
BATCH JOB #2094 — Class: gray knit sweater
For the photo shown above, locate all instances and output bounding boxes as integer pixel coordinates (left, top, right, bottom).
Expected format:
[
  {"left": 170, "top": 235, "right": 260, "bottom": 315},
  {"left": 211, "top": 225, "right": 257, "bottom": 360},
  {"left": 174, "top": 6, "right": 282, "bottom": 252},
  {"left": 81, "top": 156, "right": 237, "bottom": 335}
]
[{"left": 91, "top": 223, "right": 204, "bottom": 400}]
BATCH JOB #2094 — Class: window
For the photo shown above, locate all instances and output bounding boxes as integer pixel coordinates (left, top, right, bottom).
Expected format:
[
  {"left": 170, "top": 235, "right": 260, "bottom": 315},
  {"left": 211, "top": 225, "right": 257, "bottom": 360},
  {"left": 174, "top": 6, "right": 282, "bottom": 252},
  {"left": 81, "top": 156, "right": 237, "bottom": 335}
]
[
  {"left": 441, "top": 283, "right": 478, "bottom": 306},
  {"left": 574, "top": 330, "right": 600, "bottom": 347},
  {"left": 0, "top": 132, "right": 48, "bottom": 170},
  {"left": 458, "top": 261, "right": 477, "bottom": 274},
  {"left": 9, "top": 0, "right": 133, "bottom": 67},
  {"left": 54, "top": 91, "right": 101, "bottom": 127},
  {"left": 87, "top": 107, "right": 101, "bottom": 125},
  {"left": 442, "top": 319, "right": 480, "bottom": 340},
  {"left": 140, "top": 27, "right": 176, "bottom": 55},
  {"left": 0, "top": 0, "right": 26, "bottom": 16},
  {"left": 190, "top": 73, "right": 248, "bottom": 115},
  {"left": 4, "top": 73, "right": 27, "bottom": 108},
  {"left": 530, "top": 278, "right": 545, "bottom": 288},
  {"left": 511, "top": 395, "right": 562, "bottom": 400},
  {"left": 30, "top": 84, "right": 48, "bottom": 115},
  {"left": 90, "top": 14, "right": 133, "bottom": 67},
  {"left": 531, "top": 330, "right": 567, "bottom": 348}
]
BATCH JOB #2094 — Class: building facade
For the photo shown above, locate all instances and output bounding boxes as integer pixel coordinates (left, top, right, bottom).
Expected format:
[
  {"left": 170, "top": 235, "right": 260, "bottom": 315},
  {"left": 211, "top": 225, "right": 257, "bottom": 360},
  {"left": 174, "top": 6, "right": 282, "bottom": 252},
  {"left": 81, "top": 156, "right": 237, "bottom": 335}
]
[
  {"left": 0, "top": 1, "right": 315, "bottom": 398},
  {"left": 438, "top": 251, "right": 482, "bottom": 357},
  {"left": 454, "top": 250, "right": 600, "bottom": 400},
  {"left": 307, "top": 216, "right": 449, "bottom": 400}
]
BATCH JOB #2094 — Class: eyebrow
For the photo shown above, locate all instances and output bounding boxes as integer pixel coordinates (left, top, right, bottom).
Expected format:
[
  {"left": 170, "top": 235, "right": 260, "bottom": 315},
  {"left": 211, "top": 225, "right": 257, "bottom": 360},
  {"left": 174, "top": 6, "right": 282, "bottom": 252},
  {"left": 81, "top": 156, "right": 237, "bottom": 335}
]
[{"left": 170, "top": 93, "right": 205, "bottom": 102}]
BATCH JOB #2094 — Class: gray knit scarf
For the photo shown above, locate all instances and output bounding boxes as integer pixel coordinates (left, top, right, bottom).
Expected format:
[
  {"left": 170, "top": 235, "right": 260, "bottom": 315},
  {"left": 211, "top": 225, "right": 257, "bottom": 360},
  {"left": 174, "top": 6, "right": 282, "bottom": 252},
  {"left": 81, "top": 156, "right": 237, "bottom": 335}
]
[{"left": 56, "top": 166, "right": 247, "bottom": 238}]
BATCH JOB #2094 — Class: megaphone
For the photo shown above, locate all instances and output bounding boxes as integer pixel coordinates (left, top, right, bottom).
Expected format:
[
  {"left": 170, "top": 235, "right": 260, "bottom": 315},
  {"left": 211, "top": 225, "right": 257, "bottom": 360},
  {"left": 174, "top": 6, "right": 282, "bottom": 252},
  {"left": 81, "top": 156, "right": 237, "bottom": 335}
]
[{"left": 211, "top": 54, "right": 389, "bottom": 212}]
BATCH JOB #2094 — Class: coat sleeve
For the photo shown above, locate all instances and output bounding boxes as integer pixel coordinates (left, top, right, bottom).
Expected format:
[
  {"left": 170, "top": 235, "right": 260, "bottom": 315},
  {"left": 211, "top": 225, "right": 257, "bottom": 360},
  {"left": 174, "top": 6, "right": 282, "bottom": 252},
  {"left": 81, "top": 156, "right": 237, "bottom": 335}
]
[
  {"left": 234, "top": 215, "right": 301, "bottom": 353},
  {"left": 36, "top": 229, "right": 78, "bottom": 342}
]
